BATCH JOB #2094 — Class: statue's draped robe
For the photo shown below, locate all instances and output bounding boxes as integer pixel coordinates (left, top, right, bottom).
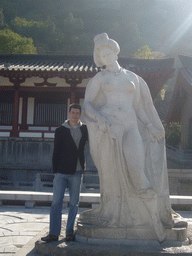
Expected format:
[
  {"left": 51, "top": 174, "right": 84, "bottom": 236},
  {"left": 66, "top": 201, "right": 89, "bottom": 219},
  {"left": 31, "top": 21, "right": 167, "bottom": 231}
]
[{"left": 82, "top": 70, "right": 173, "bottom": 241}]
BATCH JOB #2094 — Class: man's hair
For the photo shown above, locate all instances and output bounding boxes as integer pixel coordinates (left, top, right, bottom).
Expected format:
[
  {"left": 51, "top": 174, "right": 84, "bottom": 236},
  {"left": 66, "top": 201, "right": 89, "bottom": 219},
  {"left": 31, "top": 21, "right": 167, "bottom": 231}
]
[{"left": 69, "top": 103, "right": 81, "bottom": 113}]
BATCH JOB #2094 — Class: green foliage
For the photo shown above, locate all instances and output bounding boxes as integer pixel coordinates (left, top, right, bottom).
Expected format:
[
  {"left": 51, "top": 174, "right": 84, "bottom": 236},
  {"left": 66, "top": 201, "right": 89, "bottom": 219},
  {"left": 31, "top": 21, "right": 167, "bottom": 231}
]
[
  {"left": 0, "top": 0, "right": 145, "bottom": 55},
  {"left": 164, "top": 122, "right": 181, "bottom": 148},
  {"left": 0, "top": 0, "right": 191, "bottom": 55},
  {"left": 0, "top": 8, "right": 4, "bottom": 27},
  {"left": 64, "top": 13, "right": 84, "bottom": 31},
  {"left": 13, "top": 17, "right": 49, "bottom": 28},
  {"left": 61, "top": 13, "right": 85, "bottom": 51},
  {"left": 159, "top": 88, "right": 166, "bottom": 101},
  {"left": 0, "top": 29, "right": 37, "bottom": 54},
  {"left": 11, "top": 16, "right": 53, "bottom": 40},
  {"left": 134, "top": 45, "right": 165, "bottom": 59},
  {"left": 10, "top": 16, "right": 57, "bottom": 53},
  {"left": 55, "top": 13, "right": 91, "bottom": 54}
]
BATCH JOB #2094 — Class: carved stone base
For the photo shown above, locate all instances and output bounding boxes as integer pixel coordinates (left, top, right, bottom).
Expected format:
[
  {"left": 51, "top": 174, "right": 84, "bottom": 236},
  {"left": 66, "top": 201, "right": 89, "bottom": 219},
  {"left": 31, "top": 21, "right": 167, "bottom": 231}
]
[{"left": 76, "top": 222, "right": 188, "bottom": 246}]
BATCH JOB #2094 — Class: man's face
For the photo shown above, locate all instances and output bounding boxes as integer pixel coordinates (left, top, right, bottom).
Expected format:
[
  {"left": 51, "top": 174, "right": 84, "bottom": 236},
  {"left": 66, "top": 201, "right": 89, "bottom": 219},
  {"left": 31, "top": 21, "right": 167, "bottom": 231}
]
[{"left": 69, "top": 108, "right": 81, "bottom": 124}]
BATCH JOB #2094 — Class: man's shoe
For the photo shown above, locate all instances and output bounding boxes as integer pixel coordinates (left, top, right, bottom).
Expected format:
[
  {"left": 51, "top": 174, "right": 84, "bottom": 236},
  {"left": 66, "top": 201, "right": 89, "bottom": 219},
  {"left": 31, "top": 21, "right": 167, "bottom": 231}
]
[
  {"left": 65, "top": 234, "right": 75, "bottom": 242},
  {"left": 41, "top": 234, "right": 58, "bottom": 243}
]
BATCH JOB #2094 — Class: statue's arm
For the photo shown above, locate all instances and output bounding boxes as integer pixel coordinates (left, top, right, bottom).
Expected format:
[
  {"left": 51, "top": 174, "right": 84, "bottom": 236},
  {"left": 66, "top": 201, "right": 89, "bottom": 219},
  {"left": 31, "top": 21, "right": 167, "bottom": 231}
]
[
  {"left": 83, "top": 76, "right": 101, "bottom": 121},
  {"left": 83, "top": 75, "right": 108, "bottom": 132},
  {"left": 133, "top": 76, "right": 153, "bottom": 126},
  {"left": 133, "top": 76, "right": 165, "bottom": 142}
]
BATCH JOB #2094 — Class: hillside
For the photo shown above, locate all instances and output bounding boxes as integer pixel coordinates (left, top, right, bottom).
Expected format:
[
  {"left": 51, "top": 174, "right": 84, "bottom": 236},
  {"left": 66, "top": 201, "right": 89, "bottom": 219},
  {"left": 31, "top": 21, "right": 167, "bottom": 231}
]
[{"left": 0, "top": 0, "right": 191, "bottom": 56}]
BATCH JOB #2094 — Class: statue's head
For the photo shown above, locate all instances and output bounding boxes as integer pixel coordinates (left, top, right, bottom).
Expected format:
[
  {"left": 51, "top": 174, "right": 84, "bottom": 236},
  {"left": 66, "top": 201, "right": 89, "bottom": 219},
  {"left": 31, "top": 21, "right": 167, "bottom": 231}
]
[{"left": 93, "top": 33, "right": 120, "bottom": 67}]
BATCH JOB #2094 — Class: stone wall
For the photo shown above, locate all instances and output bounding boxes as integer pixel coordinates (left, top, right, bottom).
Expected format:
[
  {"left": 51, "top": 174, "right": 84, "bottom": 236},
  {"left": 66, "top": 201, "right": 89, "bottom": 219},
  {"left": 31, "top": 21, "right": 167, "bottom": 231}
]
[
  {"left": 0, "top": 137, "right": 54, "bottom": 187},
  {"left": 1, "top": 138, "right": 192, "bottom": 195},
  {"left": 0, "top": 137, "right": 53, "bottom": 171},
  {"left": 0, "top": 137, "right": 96, "bottom": 189},
  {"left": 168, "top": 169, "right": 192, "bottom": 195}
]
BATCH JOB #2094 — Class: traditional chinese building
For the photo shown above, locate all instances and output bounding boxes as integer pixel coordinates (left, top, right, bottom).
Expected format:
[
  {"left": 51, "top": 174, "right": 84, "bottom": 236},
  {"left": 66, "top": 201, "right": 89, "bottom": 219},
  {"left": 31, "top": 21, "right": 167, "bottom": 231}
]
[
  {"left": 0, "top": 54, "right": 174, "bottom": 190},
  {"left": 166, "top": 55, "right": 192, "bottom": 150}
]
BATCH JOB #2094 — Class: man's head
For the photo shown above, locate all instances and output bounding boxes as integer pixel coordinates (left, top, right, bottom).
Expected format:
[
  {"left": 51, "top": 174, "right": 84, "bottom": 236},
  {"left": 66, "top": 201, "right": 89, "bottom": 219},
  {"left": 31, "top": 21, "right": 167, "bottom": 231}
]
[
  {"left": 68, "top": 103, "right": 81, "bottom": 126},
  {"left": 69, "top": 103, "right": 81, "bottom": 113}
]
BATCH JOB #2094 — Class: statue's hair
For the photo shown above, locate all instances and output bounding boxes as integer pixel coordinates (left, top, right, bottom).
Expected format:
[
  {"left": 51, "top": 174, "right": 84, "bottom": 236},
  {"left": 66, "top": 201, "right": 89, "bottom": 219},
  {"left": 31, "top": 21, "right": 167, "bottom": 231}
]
[{"left": 93, "top": 33, "right": 120, "bottom": 67}]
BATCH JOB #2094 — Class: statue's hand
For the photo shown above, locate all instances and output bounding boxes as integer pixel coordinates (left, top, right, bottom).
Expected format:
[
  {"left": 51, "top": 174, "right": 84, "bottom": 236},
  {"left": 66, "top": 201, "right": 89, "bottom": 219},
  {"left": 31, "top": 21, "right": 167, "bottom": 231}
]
[
  {"left": 147, "top": 124, "right": 165, "bottom": 142},
  {"left": 95, "top": 115, "right": 108, "bottom": 132}
]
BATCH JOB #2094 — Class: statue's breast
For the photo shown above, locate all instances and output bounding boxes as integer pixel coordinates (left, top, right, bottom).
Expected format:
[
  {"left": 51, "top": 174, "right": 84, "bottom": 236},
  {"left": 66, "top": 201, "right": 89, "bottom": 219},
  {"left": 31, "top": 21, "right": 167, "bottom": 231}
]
[
  {"left": 122, "top": 80, "right": 135, "bottom": 93},
  {"left": 102, "top": 74, "right": 135, "bottom": 94},
  {"left": 103, "top": 80, "right": 115, "bottom": 92}
]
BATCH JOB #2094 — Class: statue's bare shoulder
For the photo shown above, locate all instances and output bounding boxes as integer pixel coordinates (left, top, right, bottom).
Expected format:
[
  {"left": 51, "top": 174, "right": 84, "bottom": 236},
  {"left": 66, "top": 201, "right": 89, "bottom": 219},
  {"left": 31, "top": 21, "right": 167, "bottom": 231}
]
[
  {"left": 88, "top": 71, "right": 104, "bottom": 86},
  {"left": 124, "top": 68, "right": 140, "bottom": 84},
  {"left": 85, "top": 72, "right": 104, "bottom": 101}
]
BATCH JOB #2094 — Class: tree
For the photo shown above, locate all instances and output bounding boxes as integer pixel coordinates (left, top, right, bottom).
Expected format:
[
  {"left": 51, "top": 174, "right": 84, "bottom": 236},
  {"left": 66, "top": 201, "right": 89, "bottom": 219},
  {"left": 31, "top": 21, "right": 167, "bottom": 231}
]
[
  {"left": 0, "top": 0, "right": 191, "bottom": 56},
  {"left": 164, "top": 122, "right": 181, "bottom": 148},
  {"left": 0, "top": 8, "right": 4, "bottom": 27},
  {"left": 55, "top": 13, "right": 89, "bottom": 54},
  {"left": 134, "top": 45, "right": 165, "bottom": 59},
  {"left": 0, "top": 29, "right": 37, "bottom": 54},
  {"left": 10, "top": 17, "right": 57, "bottom": 53},
  {"left": 107, "top": 0, "right": 157, "bottom": 56}
]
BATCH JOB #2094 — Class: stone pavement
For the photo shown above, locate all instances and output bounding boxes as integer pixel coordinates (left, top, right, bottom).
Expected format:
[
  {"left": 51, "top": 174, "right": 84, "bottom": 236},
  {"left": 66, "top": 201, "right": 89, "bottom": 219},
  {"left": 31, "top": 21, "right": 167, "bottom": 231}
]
[
  {"left": 35, "top": 211, "right": 192, "bottom": 256},
  {"left": 0, "top": 205, "right": 48, "bottom": 255},
  {"left": 0, "top": 204, "right": 79, "bottom": 256},
  {"left": 1, "top": 205, "right": 192, "bottom": 256}
]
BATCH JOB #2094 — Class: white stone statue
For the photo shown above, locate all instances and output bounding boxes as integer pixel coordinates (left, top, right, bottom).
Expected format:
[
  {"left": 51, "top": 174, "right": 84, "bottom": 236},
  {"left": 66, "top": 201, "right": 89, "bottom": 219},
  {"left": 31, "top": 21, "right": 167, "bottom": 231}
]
[{"left": 79, "top": 33, "right": 175, "bottom": 243}]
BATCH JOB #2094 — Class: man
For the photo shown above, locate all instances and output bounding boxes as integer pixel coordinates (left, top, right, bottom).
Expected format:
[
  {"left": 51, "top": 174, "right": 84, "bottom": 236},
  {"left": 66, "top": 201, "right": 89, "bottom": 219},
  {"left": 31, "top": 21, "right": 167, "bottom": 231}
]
[{"left": 41, "top": 103, "right": 88, "bottom": 242}]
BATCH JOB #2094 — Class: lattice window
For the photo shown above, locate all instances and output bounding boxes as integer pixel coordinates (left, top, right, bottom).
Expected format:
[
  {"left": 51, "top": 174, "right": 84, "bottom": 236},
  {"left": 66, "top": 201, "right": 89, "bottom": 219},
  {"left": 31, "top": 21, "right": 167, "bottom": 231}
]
[
  {"left": 0, "top": 102, "right": 13, "bottom": 125},
  {"left": 189, "top": 118, "right": 192, "bottom": 148},
  {"left": 34, "top": 102, "right": 66, "bottom": 126}
]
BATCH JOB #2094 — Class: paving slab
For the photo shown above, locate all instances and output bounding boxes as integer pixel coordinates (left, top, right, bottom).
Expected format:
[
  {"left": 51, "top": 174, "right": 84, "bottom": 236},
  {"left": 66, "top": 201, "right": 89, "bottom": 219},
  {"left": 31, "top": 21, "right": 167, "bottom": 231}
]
[
  {"left": 1, "top": 205, "right": 192, "bottom": 256},
  {"left": 18, "top": 211, "right": 192, "bottom": 256},
  {"left": 35, "top": 231, "right": 192, "bottom": 255},
  {"left": 0, "top": 205, "right": 88, "bottom": 256},
  {"left": 0, "top": 205, "right": 68, "bottom": 256}
]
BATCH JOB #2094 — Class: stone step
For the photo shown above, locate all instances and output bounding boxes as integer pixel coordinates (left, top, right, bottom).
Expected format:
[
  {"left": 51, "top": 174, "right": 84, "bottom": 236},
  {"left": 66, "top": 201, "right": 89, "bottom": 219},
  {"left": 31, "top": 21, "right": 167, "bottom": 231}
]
[{"left": 1, "top": 191, "right": 192, "bottom": 210}]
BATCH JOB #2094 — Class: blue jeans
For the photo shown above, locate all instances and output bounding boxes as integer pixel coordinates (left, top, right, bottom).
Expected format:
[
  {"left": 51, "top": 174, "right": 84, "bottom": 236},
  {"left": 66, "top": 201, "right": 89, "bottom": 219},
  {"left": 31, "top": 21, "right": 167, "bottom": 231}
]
[{"left": 50, "top": 172, "right": 82, "bottom": 236}]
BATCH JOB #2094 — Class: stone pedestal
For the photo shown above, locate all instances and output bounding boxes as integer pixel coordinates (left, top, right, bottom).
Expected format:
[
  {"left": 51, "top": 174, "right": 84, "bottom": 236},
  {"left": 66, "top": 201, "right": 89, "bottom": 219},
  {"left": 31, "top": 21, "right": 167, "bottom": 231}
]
[
  {"left": 34, "top": 219, "right": 192, "bottom": 256},
  {"left": 76, "top": 222, "right": 188, "bottom": 246}
]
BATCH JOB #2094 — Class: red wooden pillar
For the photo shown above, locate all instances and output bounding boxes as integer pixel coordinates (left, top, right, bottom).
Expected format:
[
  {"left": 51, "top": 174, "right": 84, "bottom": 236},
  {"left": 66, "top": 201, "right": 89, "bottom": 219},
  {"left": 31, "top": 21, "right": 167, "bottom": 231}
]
[
  {"left": 65, "top": 76, "right": 82, "bottom": 104},
  {"left": 9, "top": 76, "right": 26, "bottom": 137},
  {"left": 10, "top": 89, "right": 19, "bottom": 137},
  {"left": 70, "top": 89, "right": 76, "bottom": 104},
  {"left": 20, "top": 96, "right": 28, "bottom": 130}
]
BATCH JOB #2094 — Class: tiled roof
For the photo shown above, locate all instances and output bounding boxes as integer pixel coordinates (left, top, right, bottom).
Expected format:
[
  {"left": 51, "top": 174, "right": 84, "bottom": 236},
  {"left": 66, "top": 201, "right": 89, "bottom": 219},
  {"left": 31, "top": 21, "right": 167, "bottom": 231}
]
[
  {"left": 179, "top": 55, "right": 192, "bottom": 68},
  {"left": 0, "top": 54, "right": 174, "bottom": 74},
  {"left": 179, "top": 55, "right": 192, "bottom": 85},
  {"left": 166, "top": 55, "right": 192, "bottom": 123}
]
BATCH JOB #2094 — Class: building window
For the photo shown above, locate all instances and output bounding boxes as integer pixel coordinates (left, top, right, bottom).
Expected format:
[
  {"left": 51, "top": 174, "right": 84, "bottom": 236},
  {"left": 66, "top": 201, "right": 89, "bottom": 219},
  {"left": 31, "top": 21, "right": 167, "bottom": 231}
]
[
  {"left": 0, "top": 102, "right": 13, "bottom": 125},
  {"left": 34, "top": 101, "right": 66, "bottom": 126},
  {"left": 0, "top": 92, "right": 13, "bottom": 125},
  {"left": 189, "top": 118, "right": 192, "bottom": 148}
]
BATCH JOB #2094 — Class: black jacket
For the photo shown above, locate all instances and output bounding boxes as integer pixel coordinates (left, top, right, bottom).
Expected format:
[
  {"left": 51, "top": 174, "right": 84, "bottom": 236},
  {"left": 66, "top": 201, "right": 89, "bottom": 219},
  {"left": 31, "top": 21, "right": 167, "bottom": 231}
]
[{"left": 52, "top": 124, "right": 88, "bottom": 174}]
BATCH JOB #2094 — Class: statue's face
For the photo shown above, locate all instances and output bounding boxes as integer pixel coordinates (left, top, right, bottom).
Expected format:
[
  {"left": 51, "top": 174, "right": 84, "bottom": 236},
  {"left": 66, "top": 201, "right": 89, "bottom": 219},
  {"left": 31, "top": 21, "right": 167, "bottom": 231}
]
[{"left": 99, "top": 47, "right": 117, "bottom": 66}]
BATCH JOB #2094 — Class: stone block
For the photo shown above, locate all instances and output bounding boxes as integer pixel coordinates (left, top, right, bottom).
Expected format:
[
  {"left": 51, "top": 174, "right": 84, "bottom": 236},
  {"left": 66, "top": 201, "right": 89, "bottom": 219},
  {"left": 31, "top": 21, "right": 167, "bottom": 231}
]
[
  {"left": 76, "top": 223, "right": 188, "bottom": 246},
  {"left": 92, "top": 203, "right": 99, "bottom": 209},
  {"left": 25, "top": 201, "right": 35, "bottom": 208}
]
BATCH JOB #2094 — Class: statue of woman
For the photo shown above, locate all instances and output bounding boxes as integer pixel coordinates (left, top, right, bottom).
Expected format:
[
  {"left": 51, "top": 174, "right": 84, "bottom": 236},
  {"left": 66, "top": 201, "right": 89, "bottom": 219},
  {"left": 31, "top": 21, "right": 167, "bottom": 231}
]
[{"left": 80, "top": 33, "right": 173, "bottom": 242}]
